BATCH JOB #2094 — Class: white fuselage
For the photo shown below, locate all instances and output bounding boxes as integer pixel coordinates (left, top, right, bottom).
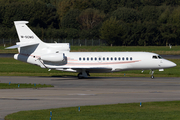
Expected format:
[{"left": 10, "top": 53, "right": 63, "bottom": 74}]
[{"left": 14, "top": 49, "right": 176, "bottom": 73}]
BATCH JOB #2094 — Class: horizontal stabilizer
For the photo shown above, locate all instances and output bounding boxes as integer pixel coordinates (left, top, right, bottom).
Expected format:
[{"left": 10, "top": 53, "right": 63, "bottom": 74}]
[{"left": 6, "top": 42, "right": 39, "bottom": 49}]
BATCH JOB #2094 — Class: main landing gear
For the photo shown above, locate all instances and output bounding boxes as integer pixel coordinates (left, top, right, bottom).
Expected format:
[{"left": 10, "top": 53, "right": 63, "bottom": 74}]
[
  {"left": 77, "top": 69, "right": 90, "bottom": 79},
  {"left": 150, "top": 70, "right": 154, "bottom": 79}
]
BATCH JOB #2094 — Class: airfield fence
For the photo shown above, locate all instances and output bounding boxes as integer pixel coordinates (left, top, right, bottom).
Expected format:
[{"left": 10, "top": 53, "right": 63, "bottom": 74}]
[{"left": 0, "top": 38, "right": 106, "bottom": 46}]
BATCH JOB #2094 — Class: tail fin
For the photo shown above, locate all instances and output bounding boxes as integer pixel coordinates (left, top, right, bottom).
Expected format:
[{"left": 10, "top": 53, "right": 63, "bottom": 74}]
[
  {"left": 14, "top": 21, "right": 42, "bottom": 43},
  {"left": 6, "top": 21, "right": 43, "bottom": 49}
]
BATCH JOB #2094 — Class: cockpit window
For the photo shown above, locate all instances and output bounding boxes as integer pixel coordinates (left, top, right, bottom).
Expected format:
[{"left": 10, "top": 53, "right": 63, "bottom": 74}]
[
  {"left": 152, "top": 56, "right": 158, "bottom": 59},
  {"left": 152, "top": 55, "right": 163, "bottom": 59},
  {"left": 158, "top": 55, "right": 163, "bottom": 59}
]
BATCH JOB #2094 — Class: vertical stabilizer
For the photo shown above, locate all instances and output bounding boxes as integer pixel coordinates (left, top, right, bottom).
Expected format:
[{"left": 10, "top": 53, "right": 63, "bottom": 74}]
[{"left": 14, "top": 21, "right": 42, "bottom": 43}]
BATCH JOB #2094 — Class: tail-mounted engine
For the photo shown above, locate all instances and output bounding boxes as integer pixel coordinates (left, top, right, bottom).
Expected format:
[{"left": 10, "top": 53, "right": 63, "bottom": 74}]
[{"left": 41, "top": 53, "right": 65, "bottom": 62}]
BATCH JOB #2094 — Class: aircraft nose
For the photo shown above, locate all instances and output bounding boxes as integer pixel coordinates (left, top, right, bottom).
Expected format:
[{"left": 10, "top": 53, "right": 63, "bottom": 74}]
[
  {"left": 167, "top": 61, "right": 176, "bottom": 68},
  {"left": 171, "top": 62, "right": 177, "bottom": 67}
]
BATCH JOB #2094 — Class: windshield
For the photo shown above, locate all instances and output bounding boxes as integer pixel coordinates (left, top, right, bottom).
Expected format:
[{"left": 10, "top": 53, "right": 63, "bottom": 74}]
[
  {"left": 158, "top": 55, "right": 163, "bottom": 59},
  {"left": 152, "top": 55, "right": 163, "bottom": 59}
]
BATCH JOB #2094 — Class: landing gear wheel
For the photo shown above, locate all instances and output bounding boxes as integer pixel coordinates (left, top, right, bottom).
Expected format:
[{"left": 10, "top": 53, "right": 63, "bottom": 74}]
[
  {"left": 151, "top": 75, "right": 154, "bottom": 79},
  {"left": 78, "top": 73, "right": 82, "bottom": 79}
]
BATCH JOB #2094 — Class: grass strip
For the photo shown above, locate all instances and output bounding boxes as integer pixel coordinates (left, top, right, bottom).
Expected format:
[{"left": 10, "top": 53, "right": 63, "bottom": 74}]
[
  {"left": 0, "top": 83, "right": 53, "bottom": 89},
  {"left": 5, "top": 101, "right": 180, "bottom": 120}
]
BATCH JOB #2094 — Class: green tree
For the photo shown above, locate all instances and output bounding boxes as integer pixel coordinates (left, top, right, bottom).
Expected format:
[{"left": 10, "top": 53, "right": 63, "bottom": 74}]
[
  {"left": 142, "top": 0, "right": 164, "bottom": 6},
  {"left": 100, "top": 17, "right": 125, "bottom": 46},
  {"left": 111, "top": 7, "right": 140, "bottom": 23},
  {"left": 78, "top": 8, "right": 105, "bottom": 30},
  {"left": 160, "top": 6, "right": 180, "bottom": 46},
  {"left": 158, "top": 7, "right": 170, "bottom": 24},
  {"left": 141, "top": 6, "right": 165, "bottom": 22},
  {"left": 65, "top": 28, "right": 79, "bottom": 39},
  {"left": 56, "top": 0, "right": 90, "bottom": 22},
  {"left": 166, "top": 0, "right": 180, "bottom": 6},
  {"left": 159, "top": 24, "right": 177, "bottom": 46},
  {"left": 61, "top": 9, "right": 81, "bottom": 29}
]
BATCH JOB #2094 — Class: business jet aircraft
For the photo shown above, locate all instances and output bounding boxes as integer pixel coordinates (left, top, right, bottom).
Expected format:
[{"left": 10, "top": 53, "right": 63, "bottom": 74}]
[{"left": 7, "top": 21, "right": 176, "bottom": 79}]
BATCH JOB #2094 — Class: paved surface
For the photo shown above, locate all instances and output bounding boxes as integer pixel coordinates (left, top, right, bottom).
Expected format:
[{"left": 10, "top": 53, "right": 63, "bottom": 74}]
[{"left": 0, "top": 76, "right": 180, "bottom": 119}]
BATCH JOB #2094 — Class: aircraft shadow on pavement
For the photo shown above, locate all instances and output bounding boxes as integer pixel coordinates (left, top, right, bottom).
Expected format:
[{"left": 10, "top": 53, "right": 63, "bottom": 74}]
[{"left": 49, "top": 75, "right": 113, "bottom": 81}]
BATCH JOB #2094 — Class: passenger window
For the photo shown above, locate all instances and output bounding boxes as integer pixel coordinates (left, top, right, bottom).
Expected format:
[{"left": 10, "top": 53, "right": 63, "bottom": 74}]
[
  {"left": 103, "top": 57, "right": 105, "bottom": 60},
  {"left": 118, "top": 57, "right": 121, "bottom": 61},
  {"left": 87, "top": 57, "right": 89, "bottom": 61},
  {"left": 79, "top": 58, "right": 81, "bottom": 61},
  {"left": 130, "top": 57, "right": 132, "bottom": 60},
  {"left": 126, "top": 57, "right": 128, "bottom": 60},
  {"left": 83, "top": 58, "right": 85, "bottom": 61},
  {"left": 95, "top": 57, "right": 97, "bottom": 61},
  {"left": 99, "top": 58, "right": 101, "bottom": 60},
  {"left": 91, "top": 57, "right": 93, "bottom": 61},
  {"left": 115, "top": 57, "right": 117, "bottom": 61},
  {"left": 111, "top": 57, "right": 113, "bottom": 60},
  {"left": 107, "top": 57, "right": 109, "bottom": 61},
  {"left": 122, "top": 57, "right": 124, "bottom": 61},
  {"left": 152, "top": 56, "right": 158, "bottom": 59}
]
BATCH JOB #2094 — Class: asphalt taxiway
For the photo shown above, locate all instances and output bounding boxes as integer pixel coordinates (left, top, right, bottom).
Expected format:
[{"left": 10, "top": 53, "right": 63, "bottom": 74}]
[{"left": 0, "top": 76, "right": 180, "bottom": 119}]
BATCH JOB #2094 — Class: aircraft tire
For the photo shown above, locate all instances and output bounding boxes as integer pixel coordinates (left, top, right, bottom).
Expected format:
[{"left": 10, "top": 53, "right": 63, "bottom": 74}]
[
  {"left": 78, "top": 73, "right": 83, "bottom": 79},
  {"left": 151, "top": 75, "right": 154, "bottom": 79}
]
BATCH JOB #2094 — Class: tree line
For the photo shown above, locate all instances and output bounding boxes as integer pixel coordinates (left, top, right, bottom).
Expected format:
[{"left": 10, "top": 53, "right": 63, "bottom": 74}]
[{"left": 0, "top": 0, "right": 180, "bottom": 46}]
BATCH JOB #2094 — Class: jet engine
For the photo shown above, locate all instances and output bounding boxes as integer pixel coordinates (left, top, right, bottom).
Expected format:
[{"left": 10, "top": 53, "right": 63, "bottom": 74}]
[{"left": 41, "top": 53, "right": 65, "bottom": 62}]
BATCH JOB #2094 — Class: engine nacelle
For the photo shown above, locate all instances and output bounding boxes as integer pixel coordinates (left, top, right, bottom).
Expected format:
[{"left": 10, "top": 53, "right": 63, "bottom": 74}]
[{"left": 41, "top": 53, "right": 65, "bottom": 62}]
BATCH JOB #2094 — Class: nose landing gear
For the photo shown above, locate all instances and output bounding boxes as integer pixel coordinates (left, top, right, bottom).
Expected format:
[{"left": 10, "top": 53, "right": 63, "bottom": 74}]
[{"left": 150, "top": 70, "right": 154, "bottom": 79}]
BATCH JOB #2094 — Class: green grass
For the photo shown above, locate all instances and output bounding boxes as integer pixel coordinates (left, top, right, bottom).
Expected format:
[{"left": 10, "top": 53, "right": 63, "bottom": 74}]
[
  {"left": 5, "top": 101, "right": 180, "bottom": 120},
  {"left": 0, "top": 83, "right": 53, "bottom": 89},
  {"left": 1, "top": 45, "right": 180, "bottom": 54},
  {"left": 0, "top": 58, "right": 179, "bottom": 77}
]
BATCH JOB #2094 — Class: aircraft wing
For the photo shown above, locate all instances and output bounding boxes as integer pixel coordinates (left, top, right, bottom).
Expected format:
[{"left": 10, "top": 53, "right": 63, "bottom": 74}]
[
  {"left": 67, "top": 64, "right": 129, "bottom": 71},
  {"left": 55, "top": 66, "right": 112, "bottom": 73},
  {"left": 55, "top": 65, "right": 130, "bottom": 73}
]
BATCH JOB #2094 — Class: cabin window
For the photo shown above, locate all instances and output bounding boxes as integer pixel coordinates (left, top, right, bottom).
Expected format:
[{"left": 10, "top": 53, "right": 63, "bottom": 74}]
[
  {"left": 130, "top": 57, "right": 132, "bottom": 60},
  {"left": 99, "top": 58, "right": 101, "bottom": 60},
  {"left": 79, "top": 58, "right": 81, "bottom": 61},
  {"left": 95, "top": 57, "right": 97, "bottom": 61},
  {"left": 115, "top": 57, "right": 117, "bottom": 61},
  {"left": 118, "top": 57, "right": 121, "bottom": 60},
  {"left": 111, "top": 57, "right": 113, "bottom": 60},
  {"left": 103, "top": 57, "right": 105, "bottom": 61},
  {"left": 122, "top": 57, "right": 124, "bottom": 61},
  {"left": 152, "top": 56, "right": 158, "bottom": 59},
  {"left": 83, "top": 58, "right": 85, "bottom": 61},
  {"left": 91, "top": 57, "right": 93, "bottom": 61},
  {"left": 126, "top": 57, "right": 128, "bottom": 60},
  {"left": 87, "top": 57, "right": 89, "bottom": 61},
  {"left": 107, "top": 57, "right": 109, "bottom": 61}
]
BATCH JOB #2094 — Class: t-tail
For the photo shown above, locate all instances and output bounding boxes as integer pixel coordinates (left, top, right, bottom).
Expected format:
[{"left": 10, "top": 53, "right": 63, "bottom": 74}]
[{"left": 6, "top": 21, "right": 42, "bottom": 51}]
